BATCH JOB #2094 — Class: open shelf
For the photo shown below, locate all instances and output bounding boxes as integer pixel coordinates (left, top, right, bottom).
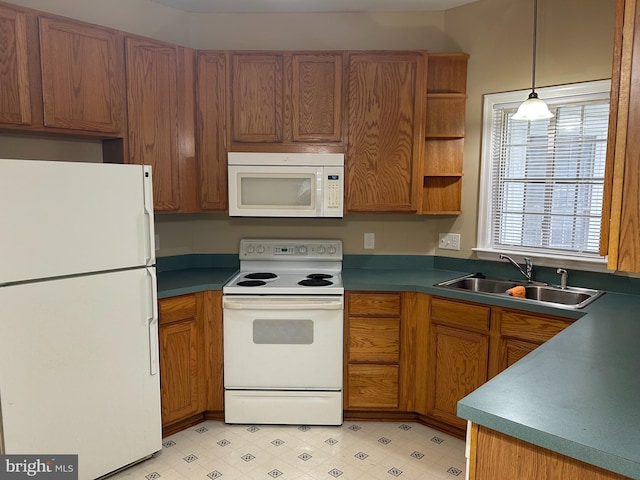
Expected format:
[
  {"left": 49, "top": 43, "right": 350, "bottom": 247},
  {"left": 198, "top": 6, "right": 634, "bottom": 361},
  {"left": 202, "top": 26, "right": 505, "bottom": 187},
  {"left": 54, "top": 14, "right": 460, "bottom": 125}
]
[
  {"left": 422, "top": 176, "right": 463, "bottom": 214},
  {"left": 421, "top": 53, "right": 468, "bottom": 215}
]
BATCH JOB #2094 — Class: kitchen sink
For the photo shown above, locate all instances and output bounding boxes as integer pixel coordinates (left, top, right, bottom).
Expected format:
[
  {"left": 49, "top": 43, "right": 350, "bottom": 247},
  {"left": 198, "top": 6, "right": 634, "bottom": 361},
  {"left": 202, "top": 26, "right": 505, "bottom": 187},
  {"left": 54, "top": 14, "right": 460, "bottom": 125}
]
[{"left": 435, "top": 274, "right": 605, "bottom": 309}]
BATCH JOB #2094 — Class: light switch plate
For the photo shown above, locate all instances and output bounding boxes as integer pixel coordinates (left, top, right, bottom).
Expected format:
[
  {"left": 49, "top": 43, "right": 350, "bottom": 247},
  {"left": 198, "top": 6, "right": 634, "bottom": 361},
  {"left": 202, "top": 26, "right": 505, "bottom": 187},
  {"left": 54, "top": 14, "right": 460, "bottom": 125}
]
[
  {"left": 364, "top": 232, "right": 375, "bottom": 249},
  {"left": 439, "top": 233, "right": 460, "bottom": 250}
]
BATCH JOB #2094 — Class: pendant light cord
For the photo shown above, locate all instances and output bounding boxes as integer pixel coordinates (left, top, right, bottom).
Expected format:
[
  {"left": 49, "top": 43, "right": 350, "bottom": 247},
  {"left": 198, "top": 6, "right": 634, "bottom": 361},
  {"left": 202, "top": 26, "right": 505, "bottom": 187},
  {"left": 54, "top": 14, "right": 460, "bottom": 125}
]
[{"left": 531, "top": 0, "right": 538, "bottom": 94}]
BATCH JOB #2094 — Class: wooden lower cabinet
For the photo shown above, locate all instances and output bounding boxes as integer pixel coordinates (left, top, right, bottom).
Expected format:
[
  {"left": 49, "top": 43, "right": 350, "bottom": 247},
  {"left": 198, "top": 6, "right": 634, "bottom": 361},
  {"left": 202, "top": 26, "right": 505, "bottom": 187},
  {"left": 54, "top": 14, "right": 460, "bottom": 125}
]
[
  {"left": 344, "top": 291, "right": 417, "bottom": 413},
  {"left": 469, "top": 424, "right": 631, "bottom": 480},
  {"left": 158, "top": 291, "right": 223, "bottom": 435},
  {"left": 426, "top": 297, "right": 491, "bottom": 429},
  {"left": 491, "top": 307, "right": 574, "bottom": 376}
]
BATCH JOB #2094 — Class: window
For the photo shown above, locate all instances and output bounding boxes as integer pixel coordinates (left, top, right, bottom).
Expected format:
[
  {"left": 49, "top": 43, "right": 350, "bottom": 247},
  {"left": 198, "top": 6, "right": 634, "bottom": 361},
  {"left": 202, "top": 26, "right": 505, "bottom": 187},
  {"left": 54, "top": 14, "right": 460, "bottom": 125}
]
[{"left": 477, "top": 80, "right": 611, "bottom": 265}]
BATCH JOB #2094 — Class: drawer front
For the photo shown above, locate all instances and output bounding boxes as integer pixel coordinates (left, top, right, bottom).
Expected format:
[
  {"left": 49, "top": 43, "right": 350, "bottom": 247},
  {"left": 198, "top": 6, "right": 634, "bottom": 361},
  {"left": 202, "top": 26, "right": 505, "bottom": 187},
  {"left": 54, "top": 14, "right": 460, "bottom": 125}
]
[
  {"left": 348, "top": 292, "right": 401, "bottom": 316},
  {"left": 347, "top": 364, "right": 399, "bottom": 409},
  {"left": 348, "top": 317, "right": 400, "bottom": 363},
  {"left": 159, "top": 294, "right": 197, "bottom": 325},
  {"left": 431, "top": 297, "right": 491, "bottom": 332},
  {"left": 499, "top": 310, "right": 572, "bottom": 343}
]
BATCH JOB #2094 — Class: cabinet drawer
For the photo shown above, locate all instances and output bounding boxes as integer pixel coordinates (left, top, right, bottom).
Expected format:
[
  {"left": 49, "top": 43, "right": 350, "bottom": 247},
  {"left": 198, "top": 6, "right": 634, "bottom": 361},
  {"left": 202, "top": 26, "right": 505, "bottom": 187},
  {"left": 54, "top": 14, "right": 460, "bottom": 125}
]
[
  {"left": 348, "top": 292, "right": 401, "bottom": 316},
  {"left": 159, "top": 294, "right": 197, "bottom": 325},
  {"left": 499, "top": 310, "right": 572, "bottom": 343},
  {"left": 347, "top": 364, "right": 399, "bottom": 409},
  {"left": 348, "top": 317, "right": 400, "bottom": 363},
  {"left": 431, "top": 297, "right": 490, "bottom": 331}
]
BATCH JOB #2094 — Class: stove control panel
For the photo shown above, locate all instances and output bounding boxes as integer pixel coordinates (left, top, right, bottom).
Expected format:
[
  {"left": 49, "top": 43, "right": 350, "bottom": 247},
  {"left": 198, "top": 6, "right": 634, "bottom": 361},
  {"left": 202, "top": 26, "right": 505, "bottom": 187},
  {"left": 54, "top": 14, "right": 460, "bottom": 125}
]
[{"left": 239, "top": 238, "right": 342, "bottom": 261}]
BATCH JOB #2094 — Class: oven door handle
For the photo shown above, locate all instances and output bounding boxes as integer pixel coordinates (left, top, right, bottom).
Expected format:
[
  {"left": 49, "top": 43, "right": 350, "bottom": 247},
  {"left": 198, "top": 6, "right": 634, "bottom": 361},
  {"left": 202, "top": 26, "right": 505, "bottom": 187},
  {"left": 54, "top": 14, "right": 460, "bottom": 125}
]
[{"left": 223, "top": 297, "right": 343, "bottom": 310}]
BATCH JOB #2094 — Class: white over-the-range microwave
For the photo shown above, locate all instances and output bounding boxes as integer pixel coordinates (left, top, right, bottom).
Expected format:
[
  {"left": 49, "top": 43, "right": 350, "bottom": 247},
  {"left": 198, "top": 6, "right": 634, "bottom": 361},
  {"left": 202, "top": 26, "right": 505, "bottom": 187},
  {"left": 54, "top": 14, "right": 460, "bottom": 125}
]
[{"left": 227, "top": 152, "right": 344, "bottom": 217}]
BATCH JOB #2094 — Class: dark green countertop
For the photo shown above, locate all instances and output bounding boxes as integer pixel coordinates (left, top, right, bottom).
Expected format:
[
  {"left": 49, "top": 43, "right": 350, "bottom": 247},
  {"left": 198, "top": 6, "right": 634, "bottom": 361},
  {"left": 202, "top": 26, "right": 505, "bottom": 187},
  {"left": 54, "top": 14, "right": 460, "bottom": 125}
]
[
  {"left": 156, "top": 263, "right": 639, "bottom": 478},
  {"left": 457, "top": 290, "right": 640, "bottom": 479},
  {"left": 156, "top": 268, "right": 238, "bottom": 298}
]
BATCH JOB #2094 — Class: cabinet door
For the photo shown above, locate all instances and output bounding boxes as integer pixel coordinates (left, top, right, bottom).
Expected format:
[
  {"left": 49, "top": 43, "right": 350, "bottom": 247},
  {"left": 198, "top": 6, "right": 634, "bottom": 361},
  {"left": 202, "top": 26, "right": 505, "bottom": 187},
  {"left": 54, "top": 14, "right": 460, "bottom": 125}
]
[
  {"left": 493, "top": 308, "right": 572, "bottom": 375},
  {"left": 158, "top": 295, "right": 201, "bottom": 426},
  {"left": 602, "top": 0, "right": 640, "bottom": 271},
  {"left": 290, "top": 53, "right": 343, "bottom": 143},
  {"left": 0, "top": 4, "right": 31, "bottom": 125},
  {"left": 230, "top": 53, "right": 283, "bottom": 143},
  {"left": 428, "top": 324, "right": 489, "bottom": 429},
  {"left": 39, "top": 16, "right": 123, "bottom": 133},
  {"left": 126, "top": 37, "right": 180, "bottom": 211},
  {"left": 346, "top": 51, "right": 427, "bottom": 213},
  {"left": 196, "top": 51, "right": 227, "bottom": 211}
]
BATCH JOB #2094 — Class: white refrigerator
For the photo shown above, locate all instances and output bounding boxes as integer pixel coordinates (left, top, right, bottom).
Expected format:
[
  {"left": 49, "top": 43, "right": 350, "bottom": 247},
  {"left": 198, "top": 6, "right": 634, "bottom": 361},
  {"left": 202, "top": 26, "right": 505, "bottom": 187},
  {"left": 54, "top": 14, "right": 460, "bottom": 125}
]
[{"left": 0, "top": 159, "right": 162, "bottom": 479}]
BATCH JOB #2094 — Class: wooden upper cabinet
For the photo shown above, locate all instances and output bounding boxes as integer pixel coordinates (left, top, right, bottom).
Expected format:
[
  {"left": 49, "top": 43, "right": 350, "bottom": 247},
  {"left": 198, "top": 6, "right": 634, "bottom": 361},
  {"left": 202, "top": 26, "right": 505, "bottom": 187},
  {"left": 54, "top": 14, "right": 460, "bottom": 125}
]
[
  {"left": 125, "top": 36, "right": 180, "bottom": 211},
  {"left": 346, "top": 51, "right": 427, "bottom": 213},
  {"left": 228, "top": 51, "right": 344, "bottom": 150},
  {"left": 602, "top": 0, "right": 640, "bottom": 272},
  {"left": 230, "top": 53, "right": 283, "bottom": 144},
  {"left": 39, "top": 16, "right": 124, "bottom": 133},
  {"left": 196, "top": 51, "right": 227, "bottom": 211},
  {"left": 289, "top": 53, "right": 343, "bottom": 143},
  {"left": 0, "top": 4, "right": 31, "bottom": 125}
]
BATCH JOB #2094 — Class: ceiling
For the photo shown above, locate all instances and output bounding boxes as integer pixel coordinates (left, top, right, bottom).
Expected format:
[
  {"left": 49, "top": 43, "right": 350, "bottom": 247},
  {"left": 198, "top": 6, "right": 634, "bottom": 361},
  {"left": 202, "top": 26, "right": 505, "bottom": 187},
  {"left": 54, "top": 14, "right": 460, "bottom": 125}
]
[{"left": 149, "top": 0, "right": 481, "bottom": 14}]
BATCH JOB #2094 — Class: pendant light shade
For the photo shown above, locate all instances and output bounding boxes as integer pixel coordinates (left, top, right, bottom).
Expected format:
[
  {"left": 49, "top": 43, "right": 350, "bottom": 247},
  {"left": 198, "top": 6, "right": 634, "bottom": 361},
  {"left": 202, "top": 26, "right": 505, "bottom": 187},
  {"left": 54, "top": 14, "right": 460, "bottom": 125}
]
[{"left": 512, "top": 0, "right": 554, "bottom": 121}]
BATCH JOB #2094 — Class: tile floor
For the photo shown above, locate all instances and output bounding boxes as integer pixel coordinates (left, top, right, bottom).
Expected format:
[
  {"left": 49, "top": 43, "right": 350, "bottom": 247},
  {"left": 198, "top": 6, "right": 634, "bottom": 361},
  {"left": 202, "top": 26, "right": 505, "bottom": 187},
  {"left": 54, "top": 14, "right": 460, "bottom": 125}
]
[{"left": 110, "top": 420, "right": 467, "bottom": 480}]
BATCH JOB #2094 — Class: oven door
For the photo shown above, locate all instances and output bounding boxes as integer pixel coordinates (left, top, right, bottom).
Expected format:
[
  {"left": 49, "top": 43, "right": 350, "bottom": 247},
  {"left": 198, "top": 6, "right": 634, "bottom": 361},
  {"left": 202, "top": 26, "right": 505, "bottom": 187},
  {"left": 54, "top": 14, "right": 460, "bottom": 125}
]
[
  {"left": 228, "top": 165, "right": 323, "bottom": 217},
  {"left": 223, "top": 295, "right": 343, "bottom": 389}
]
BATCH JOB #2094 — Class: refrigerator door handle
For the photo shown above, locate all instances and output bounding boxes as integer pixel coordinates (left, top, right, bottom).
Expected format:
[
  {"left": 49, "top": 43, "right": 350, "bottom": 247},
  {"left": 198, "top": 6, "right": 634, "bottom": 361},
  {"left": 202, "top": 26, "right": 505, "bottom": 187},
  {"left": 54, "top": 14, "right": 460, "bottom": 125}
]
[
  {"left": 147, "top": 267, "right": 159, "bottom": 376},
  {"left": 143, "top": 166, "right": 156, "bottom": 266}
]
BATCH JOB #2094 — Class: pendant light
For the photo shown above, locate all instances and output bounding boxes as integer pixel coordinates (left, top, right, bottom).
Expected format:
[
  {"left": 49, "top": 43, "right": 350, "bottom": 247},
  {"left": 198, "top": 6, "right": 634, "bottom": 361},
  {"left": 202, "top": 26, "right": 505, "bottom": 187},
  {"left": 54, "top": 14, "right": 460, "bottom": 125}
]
[{"left": 512, "top": 0, "right": 554, "bottom": 120}]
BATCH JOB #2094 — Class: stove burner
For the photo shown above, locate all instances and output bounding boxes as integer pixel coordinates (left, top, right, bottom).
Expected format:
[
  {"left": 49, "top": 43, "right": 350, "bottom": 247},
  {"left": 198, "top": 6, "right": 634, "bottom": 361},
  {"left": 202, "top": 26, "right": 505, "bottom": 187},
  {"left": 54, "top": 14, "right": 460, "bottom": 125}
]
[
  {"left": 306, "top": 273, "right": 334, "bottom": 280},
  {"left": 298, "top": 278, "right": 333, "bottom": 287},
  {"left": 244, "top": 272, "right": 278, "bottom": 280},
  {"left": 237, "top": 280, "right": 267, "bottom": 287}
]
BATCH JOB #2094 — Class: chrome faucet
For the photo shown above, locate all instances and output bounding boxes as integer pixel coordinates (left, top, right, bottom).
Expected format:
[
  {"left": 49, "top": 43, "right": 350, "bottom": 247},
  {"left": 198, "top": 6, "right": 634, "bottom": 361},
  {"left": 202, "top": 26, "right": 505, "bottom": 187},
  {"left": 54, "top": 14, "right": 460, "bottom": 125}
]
[
  {"left": 499, "top": 254, "right": 533, "bottom": 282},
  {"left": 557, "top": 268, "right": 568, "bottom": 289}
]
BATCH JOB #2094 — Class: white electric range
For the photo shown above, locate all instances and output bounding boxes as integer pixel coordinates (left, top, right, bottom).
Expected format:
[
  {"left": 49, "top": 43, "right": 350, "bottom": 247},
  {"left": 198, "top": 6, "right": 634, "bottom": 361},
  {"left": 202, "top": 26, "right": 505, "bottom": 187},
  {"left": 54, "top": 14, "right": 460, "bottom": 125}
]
[{"left": 222, "top": 239, "right": 344, "bottom": 425}]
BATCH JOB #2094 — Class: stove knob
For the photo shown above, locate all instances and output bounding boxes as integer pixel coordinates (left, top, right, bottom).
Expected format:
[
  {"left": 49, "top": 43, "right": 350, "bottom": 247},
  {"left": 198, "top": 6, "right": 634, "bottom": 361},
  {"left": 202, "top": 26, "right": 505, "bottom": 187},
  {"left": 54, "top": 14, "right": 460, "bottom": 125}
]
[
  {"left": 298, "top": 246, "right": 308, "bottom": 255},
  {"left": 256, "top": 245, "right": 265, "bottom": 254},
  {"left": 328, "top": 246, "right": 337, "bottom": 254},
  {"left": 246, "top": 245, "right": 255, "bottom": 254},
  {"left": 317, "top": 246, "right": 326, "bottom": 254}
]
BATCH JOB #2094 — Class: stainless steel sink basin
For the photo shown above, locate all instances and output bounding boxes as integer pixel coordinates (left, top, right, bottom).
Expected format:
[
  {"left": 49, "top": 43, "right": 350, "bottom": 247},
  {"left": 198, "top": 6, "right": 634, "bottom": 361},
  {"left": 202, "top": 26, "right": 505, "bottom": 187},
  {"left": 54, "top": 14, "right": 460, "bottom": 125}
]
[
  {"left": 522, "top": 285, "right": 605, "bottom": 308},
  {"left": 437, "top": 276, "right": 523, "bottom": 293},
  {"left": 435, "top": 274, "right": 605, "bottom": 309}
]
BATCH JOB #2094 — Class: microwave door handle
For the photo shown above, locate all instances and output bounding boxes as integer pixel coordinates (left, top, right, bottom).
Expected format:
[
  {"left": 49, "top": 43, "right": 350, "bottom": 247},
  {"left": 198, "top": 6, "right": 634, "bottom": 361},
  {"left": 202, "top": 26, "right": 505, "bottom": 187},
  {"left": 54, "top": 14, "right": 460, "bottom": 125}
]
[{"left": 316, "top": 168, "right": 324, "bottom": 217}]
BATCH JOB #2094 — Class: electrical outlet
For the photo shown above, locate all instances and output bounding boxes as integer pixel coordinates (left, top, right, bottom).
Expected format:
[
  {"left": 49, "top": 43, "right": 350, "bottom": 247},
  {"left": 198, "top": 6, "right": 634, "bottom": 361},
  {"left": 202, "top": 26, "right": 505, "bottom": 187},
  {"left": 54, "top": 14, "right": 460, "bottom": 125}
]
[
  {"left": 439, "top": 233, "right": 460, "bottom": 251},
  {"left": 364, "top": 232, "right": 375, "bottom": 249}
]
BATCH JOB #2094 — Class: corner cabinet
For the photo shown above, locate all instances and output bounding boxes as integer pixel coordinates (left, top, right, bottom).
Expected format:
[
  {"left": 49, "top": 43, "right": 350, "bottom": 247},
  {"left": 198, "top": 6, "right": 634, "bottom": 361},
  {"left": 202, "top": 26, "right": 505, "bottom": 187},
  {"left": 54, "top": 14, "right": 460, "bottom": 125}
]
[
  {"left": 228, "top": 51, "right": 344, "bottom": 151},
  {"left": 346, "top": 51, "right": 427, "bottom": 213},
  {"left": 422, "top": 53, "right": 468, "bottom": 214},
  {"left": 158, "top": 293, "right": 205, "bottom": 431},
  {"left": 125, "top": 36, "right": 197, "bottom": 212},
  {"left": 158, "top": 291, "right": 224, "bottom": 436}
]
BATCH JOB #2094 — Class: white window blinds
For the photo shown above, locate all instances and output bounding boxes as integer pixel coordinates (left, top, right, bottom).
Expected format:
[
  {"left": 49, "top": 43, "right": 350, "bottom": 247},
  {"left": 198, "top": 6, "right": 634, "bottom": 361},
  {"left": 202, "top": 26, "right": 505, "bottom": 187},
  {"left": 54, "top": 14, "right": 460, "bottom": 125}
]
[{"left": 479, "top": 81, "right": 610, "bottom": 261}]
